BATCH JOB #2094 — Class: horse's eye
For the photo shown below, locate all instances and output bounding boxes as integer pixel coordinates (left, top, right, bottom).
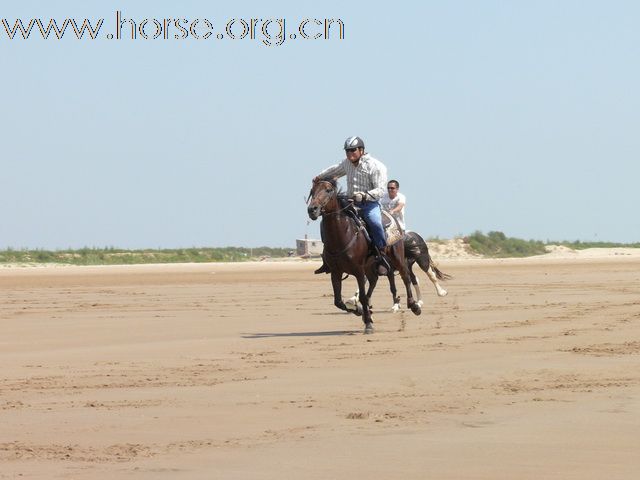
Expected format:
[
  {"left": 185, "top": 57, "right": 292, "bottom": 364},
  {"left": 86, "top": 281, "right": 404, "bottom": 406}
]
[{"left": 325, "top": 188, "right": 333, "bottom": 194}]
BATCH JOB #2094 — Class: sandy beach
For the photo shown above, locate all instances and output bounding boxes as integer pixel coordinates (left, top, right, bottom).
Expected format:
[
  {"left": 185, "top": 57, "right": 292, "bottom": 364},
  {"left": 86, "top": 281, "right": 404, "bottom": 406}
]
[{"left": 1, "top": 253, "right": 640, "bottom": 479}]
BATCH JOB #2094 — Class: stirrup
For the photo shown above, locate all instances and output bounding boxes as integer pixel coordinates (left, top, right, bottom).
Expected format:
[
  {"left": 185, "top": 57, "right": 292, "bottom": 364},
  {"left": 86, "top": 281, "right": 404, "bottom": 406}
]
[{"left": 314, "top": 262, "right": 331, "bottom": 274}]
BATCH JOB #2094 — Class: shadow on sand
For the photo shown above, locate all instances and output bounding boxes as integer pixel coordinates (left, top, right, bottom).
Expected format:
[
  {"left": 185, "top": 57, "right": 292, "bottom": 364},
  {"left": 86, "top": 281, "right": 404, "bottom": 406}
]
[{"left": 242, "top": 330, "right": 359, "bottom": 339}]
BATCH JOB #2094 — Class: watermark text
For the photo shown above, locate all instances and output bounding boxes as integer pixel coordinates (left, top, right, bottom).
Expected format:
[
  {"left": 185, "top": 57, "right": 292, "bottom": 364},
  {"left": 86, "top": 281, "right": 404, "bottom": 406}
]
[{"left": 1, "top": 11, "right": 345, "bottom": 46}]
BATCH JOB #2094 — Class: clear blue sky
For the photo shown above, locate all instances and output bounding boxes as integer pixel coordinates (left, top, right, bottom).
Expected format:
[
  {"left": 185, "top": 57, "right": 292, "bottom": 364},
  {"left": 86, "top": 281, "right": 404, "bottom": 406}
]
[{"left": 2, "top": 1, "right": 638, "bottom": 249}]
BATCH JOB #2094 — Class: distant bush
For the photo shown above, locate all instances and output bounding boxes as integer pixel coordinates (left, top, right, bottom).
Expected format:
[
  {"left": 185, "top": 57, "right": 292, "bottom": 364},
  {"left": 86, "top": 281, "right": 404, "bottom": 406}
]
[
  {"left": 465, "top": 231, "right": 547, "bottom": 258},
  {"left": 554, "top": 240, "right": 640, "bottom": 250},
  {"left": 0, "top": 246, "right": 294, "bottom": 265}
]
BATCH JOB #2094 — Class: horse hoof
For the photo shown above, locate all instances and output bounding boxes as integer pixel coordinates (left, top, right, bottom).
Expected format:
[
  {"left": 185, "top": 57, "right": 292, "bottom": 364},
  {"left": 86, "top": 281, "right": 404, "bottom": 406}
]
[
  {"left": 391, "top": 304, "right": 400, "bottom": 313},
  {"left": 417, "top": 300, "right": 424, "bottom": 308},
  {"left": 354, "top": 305, "right": 363, "bottom": 316},
  {"left": 410, "top": 304, "right": 422, "bottom": 316},
  {"left": 364, "top": 324, "right": 374, "bottom": 334},
  {"left": 437, "top": 289, "right": 448, "bottom": 297}
]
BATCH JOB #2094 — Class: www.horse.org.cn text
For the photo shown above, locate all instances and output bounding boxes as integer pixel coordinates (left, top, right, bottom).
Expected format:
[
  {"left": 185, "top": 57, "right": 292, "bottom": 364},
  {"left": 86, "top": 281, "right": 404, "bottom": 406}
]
[{"left": 0, "top": 12, "right": 346, "bottom": 47}]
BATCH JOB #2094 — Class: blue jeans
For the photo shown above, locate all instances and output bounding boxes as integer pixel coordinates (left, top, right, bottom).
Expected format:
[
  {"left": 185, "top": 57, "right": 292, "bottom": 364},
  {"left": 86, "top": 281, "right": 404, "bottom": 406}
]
[{"left": 361, "top": 201, "right": 386, "bottom": 248}]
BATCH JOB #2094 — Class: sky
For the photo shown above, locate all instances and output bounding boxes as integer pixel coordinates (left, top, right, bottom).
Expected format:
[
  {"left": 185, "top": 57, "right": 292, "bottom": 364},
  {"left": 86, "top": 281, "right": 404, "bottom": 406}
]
[{"left": 1, "top": 0, "right": 639, "bottom": 249}]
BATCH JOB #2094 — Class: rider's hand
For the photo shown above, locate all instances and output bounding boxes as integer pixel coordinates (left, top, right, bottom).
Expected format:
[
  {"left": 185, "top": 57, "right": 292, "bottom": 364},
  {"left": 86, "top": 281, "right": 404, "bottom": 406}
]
[{"left": 353, "top": 191, "right": 366, "bottom": 203}]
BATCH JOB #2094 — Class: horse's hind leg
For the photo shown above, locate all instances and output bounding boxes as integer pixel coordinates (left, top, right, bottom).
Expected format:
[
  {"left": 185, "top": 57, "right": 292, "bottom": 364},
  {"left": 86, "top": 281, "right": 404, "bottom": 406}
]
[
  {"left": 416, "top": 255, "right": 447, "bottom": 297},
  {"left": 364, "top": 270, "right": 378, "bottom": 311},
  {"left": 387, "top": 271, "right": 401, "bottom": 313},
  {"left": 427, "top": 267, "right": 448, "bottom": 297}
]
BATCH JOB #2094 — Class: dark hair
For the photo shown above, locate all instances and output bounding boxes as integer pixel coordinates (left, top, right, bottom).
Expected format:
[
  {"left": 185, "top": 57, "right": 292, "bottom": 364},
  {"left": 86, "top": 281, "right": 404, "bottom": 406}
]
[{"left": 388, "top": 180, "right": 399, "bottom": 188}]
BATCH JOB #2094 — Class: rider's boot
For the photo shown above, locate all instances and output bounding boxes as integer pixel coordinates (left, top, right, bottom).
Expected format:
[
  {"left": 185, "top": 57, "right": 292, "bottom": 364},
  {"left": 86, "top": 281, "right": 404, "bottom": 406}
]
[
  {"left": 373, "top": 245, "right": 391, "bottom": 276},
  {"left": 314, "top": 254, "right": 331, "bottom": 274}
]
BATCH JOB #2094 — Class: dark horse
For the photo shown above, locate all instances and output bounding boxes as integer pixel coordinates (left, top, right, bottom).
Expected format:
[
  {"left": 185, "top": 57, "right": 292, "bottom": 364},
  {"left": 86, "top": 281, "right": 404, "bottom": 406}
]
[
  {"left": 346, "top": 231, "right": 452, "bottom": 313},
  {"left": 386, "top": 231, "right": 453, "bottom": 311},
  {"left": 307, "top": 178, "right": 421, "bottom": 334}
]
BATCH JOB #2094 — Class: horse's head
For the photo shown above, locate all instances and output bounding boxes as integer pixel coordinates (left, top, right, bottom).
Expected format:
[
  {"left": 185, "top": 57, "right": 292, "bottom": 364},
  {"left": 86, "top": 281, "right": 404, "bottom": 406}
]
[{"left": 307, "top": 178, "right": 338, "bottom": 220}]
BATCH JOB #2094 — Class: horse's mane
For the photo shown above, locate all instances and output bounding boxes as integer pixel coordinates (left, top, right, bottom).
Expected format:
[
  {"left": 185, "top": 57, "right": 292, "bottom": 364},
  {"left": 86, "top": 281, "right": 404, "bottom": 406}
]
[{"left": 317, "top": 176, "right": 337, "bottom": 186}]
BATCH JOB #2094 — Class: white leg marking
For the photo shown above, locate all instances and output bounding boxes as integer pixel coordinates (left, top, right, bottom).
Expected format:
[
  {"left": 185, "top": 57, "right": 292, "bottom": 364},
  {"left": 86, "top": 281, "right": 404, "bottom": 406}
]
[
  {"left": 427, "top": 267, "right": 448, "bottom": 297},
  {"left": 414, "top": 280, "right": 423, "bottom": 303},
  {"left": 344, "top": 290, "right": 360, "bottom": 310},
  {"left": 414, "top": 279, "right": 424, "bottom": 308}
]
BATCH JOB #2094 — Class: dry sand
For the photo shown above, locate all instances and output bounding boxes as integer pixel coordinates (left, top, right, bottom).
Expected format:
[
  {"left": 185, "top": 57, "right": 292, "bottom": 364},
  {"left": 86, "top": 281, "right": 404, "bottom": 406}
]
[{"left": 1, "top": 252, "right": 640, "bottom": 479}]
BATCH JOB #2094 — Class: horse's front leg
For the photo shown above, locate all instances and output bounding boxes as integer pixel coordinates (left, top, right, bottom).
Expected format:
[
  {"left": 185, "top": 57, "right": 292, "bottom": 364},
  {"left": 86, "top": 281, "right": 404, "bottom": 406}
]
[
  {"left": 357, "top": 273, "right": 374, "bottom": 334},
  {"left": 396, "top": 261, "right": 421, "bottom": 316},
  {"left": 330, "top": 271, "right": 348, "bottom": 312},
  {"left": 407, "top": 260, "right": 423, "bottom": 308}
]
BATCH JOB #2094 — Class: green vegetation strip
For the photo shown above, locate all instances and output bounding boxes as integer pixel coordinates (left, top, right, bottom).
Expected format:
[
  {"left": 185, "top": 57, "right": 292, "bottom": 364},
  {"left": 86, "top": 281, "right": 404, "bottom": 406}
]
[
  {"left": 466, "top": 231, "right": 547, "bottom": 257},
  {"left": 556, "top": 240, "right": 640, "bottom": 250},
  {"left": 3, "top": 234, "right": 638, "bottom": 264},
  {"left": 0, "top": 247, "right": 293, "bottom": 265},
  {"left": 466, "top": 231, "right": 640, "bottom": 258}
]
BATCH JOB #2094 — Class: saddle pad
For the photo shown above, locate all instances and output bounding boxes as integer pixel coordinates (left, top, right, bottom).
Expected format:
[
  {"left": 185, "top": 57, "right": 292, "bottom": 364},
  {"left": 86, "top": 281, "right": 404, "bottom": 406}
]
[{"left": 382, "top": 210, "right": 403, "bottom": 246}]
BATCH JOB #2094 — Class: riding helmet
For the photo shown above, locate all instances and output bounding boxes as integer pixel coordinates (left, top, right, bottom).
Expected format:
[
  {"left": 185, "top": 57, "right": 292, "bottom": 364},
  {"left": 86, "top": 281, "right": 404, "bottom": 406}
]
[{"left": 344, "top": 136, "right": 365, "bottom": 150}]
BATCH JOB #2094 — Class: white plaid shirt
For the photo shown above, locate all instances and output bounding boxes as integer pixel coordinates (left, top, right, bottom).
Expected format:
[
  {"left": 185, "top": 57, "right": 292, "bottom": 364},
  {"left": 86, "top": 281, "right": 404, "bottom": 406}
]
[{"left": 318, "top": 153, "right": 388, "bottom": 201}]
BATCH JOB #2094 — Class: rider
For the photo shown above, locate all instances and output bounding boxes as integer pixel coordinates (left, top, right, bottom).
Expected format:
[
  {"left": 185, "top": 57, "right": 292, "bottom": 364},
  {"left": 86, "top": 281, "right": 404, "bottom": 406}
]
[
  {"left": 312, "top": 136, "right": 390, "bottom": 275},
  {"left": 380, "top": 179, "right": 406, "bottom": 231}
]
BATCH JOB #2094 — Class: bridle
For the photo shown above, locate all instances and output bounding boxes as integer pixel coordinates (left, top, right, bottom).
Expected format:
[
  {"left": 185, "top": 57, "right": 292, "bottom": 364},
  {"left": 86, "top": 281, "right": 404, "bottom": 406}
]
[
  {"left": 308, "top": 180, "right": 352, "bottom": 217},
  {"left": 308, "top": 180, "right": 365, "bottom": 260}
]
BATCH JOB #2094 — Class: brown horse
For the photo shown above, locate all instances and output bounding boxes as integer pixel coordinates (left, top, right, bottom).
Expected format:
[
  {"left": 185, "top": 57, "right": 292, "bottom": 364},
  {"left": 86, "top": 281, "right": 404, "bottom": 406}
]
[{"left": 307, "top": 178, "right": 421, "bottom": 334}]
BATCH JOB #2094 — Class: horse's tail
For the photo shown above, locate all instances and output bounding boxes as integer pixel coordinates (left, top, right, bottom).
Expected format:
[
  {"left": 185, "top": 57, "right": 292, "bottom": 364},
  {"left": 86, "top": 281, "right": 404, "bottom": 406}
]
[
  {"left": 430, "top": 264, "right": 453, "bottom": 281},
  {"left": 405, "top": 231, "right": 453, "bottom": 280}
]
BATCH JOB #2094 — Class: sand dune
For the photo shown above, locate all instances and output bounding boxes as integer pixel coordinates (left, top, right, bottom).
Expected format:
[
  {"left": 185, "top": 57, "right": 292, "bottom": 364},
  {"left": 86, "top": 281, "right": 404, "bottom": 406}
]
[{"left": 1, "top": 255, "right": 639, "bottom": 479}]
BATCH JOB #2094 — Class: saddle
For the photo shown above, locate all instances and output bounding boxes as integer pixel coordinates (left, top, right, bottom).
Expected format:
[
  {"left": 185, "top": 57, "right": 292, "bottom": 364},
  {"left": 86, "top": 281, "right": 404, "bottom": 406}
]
[{"left": 343, "top": 202, "right": 403, "bottom": 247}]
